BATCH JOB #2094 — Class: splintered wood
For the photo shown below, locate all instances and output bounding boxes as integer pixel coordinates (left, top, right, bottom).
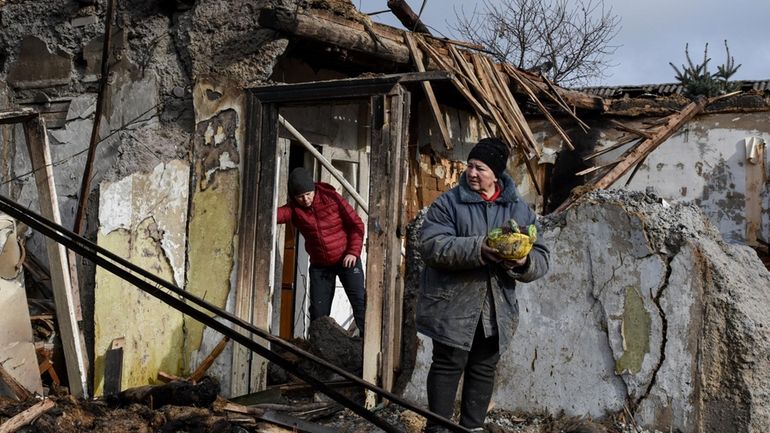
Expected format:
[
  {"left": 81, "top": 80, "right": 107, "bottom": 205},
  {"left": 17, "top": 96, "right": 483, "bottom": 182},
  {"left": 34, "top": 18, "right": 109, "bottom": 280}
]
[
  {"left": 557, "top": 95, "right": 710, "bottom": 212},
  {"left": 408, "top": 34, "right": 587, "bottom": 195}
]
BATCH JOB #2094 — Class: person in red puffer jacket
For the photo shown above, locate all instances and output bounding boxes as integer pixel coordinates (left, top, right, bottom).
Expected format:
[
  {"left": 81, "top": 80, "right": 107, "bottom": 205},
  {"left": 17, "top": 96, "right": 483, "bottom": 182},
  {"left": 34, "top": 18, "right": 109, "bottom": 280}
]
[{"left": 277, "top": 167, "right": 366, "bottom": 333}]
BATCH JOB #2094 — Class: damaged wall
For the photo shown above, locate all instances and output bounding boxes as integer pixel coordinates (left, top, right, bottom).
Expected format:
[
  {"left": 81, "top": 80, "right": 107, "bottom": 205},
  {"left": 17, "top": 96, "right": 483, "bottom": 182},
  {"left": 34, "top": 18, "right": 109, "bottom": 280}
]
[
  {"left": 93, "top": 160, "right": 189, "bottom": 394},
  {"left": 0, "top": 0, "right": 292, "bottom": 395},
  {"left": 402, "top": 191, "right": 770, "bottom": 433},
  {"left": 185, "top": 78, "right": 246, "bottom": 398},
  {"left": 538, "top": 111, "right": 770, "bottom": 246},
  {"left": 603, "top": 112, "right": 770, "bottom": 246}
]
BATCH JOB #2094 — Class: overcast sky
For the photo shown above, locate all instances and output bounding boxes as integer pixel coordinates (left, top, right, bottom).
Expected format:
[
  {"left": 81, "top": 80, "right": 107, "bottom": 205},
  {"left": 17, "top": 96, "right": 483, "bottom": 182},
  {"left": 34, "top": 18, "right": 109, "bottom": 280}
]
[{"left": 361, "top": 0, "right": 770, "bottom": 87}]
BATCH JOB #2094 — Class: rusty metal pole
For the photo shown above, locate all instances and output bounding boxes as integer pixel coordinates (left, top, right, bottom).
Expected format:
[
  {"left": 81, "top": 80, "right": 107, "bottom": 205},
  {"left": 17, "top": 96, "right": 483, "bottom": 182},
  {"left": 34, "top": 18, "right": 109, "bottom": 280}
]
[{"left": 72, "top": 0, "right": 116, "bottom": 234}]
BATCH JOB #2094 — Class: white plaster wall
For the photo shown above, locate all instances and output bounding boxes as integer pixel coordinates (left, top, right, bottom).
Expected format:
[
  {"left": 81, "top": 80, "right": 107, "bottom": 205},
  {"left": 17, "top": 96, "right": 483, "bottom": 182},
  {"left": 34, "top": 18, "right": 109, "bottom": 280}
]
[{"left": 597, "top": 112, "right": 770, "bottom": 245}]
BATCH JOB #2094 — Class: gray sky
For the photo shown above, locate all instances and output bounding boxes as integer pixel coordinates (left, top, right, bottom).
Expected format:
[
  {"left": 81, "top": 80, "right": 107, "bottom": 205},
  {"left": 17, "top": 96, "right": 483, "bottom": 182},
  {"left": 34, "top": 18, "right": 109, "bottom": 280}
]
[{"left": 362, "top": 0, "right": 770, "bottom": 87}]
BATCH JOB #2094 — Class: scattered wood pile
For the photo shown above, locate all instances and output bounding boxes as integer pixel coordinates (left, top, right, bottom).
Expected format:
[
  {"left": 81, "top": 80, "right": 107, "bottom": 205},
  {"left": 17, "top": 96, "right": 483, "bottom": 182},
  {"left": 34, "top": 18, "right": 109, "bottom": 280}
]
[{"left": 0, "top": 376, "right": 351, "bottom": 433}]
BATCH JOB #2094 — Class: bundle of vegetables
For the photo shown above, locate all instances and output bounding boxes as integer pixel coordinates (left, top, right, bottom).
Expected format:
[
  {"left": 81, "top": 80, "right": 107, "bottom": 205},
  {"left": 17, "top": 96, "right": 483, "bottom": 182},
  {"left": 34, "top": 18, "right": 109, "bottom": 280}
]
[{"left": 486, "top": 219, "right": 537, "bottom": 260}]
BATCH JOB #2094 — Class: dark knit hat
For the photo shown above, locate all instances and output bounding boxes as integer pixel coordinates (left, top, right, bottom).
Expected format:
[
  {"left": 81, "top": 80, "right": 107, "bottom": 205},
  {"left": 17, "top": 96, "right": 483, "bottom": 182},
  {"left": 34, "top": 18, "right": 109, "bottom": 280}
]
[
  {"left": 467, "top": 137, "right": 510, "bottom": 178},
  {"left": 288, "top": 167, "right": 315, "bottom": 197}
]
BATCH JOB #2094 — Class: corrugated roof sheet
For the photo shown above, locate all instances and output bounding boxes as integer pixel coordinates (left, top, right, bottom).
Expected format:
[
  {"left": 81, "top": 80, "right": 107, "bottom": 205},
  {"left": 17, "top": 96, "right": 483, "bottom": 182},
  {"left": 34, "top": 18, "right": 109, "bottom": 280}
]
[{"left": 577, "top": 80, "right": 770, "bottom": 98}]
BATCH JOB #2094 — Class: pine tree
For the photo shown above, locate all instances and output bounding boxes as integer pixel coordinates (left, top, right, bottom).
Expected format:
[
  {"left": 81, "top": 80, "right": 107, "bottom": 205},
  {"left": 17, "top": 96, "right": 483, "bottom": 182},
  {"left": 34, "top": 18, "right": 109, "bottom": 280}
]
[{"left": 669, "top": 40, "right": 741, "bottom": 98}]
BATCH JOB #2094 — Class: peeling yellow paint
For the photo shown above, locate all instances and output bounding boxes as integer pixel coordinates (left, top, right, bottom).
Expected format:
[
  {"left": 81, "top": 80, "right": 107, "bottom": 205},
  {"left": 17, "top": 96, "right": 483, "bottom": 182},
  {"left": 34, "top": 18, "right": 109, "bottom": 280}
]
[
  {"left": 616, "top": 286, "right": 651, "bottom": 374},
  {"left": 94, "top": 220, "right": 185, "bottom": 395},
  {"left": 94, "top": 161, "right": 189, "bottom": 395},
  {"left": 184, "top": 169, "right": 240, "bottom": 365}
]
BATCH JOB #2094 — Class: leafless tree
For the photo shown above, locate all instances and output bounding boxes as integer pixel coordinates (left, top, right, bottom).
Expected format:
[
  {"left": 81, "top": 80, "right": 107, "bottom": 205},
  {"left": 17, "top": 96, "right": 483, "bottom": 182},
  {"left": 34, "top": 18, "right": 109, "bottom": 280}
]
[{"left": 452, "top": 0, "right": 620, "bottom": 86}]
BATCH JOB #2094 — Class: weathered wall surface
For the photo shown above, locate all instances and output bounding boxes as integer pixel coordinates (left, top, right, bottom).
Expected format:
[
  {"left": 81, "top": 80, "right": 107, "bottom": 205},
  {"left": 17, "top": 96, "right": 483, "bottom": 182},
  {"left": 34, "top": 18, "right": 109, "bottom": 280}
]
[
  {"left": 93, "top": 160, "right": 189, "bottom": 394},
  {"left": 559, "top": 112, "right": 770, "bottom": 246},
  {"left": 612, "top": 113, "right": 770, "bottom": 245},
  {"left": 0, "top": 0, "right": 289, "bottom": 395},
  {"left": 403, "top": 191, "right": 770, "bottom": 433},
  {"left": 185, "top": 78, "right": 246, "bottom": 397}
]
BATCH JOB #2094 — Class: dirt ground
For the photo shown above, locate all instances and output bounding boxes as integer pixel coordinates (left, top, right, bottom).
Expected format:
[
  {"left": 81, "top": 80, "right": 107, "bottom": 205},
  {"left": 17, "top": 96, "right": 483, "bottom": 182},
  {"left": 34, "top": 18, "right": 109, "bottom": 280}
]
[{"left": 0, "top": 389, "right": 666, "bottom": 433}]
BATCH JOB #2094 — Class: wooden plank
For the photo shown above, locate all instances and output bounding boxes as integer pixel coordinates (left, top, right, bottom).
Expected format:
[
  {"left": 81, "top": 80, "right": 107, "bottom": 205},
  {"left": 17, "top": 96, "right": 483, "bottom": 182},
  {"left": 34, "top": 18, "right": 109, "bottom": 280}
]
[
  {"left": 517, "top": 69, "right": 590, "bottom": 133},
  {"left": 505, "top": 65, "right": 576, "bottom": 150},
  {"left": 271, "top": 138, "right": 290, "bottom": 335},
  {"left": 231, "top": 95, "right": 262, "bottom": 397},
  {"left": 363, "top": 94, "right": 388, "bottom": 409},
  {"left": 0, "top": 109, "right": 37, "bottom": 125},
  {"left": 0, "top": 364, "right": 32, "bottom": 401},
  {"left": 518, "top": 68, "right": 605, "bottom": 112},
  {"left": 447, "top": 44, "right": 486, "bottom": 93},
  {"left": 465, "top": 56, "right": 542, "bottom": 194},
  {"left": 189, "top": 336, "right": 230, "bottom": 382},
  {"left": 250, "top": 102, "right": 280, "bottom": 392},
  {"left": 609, "top": 119, "right": 653, "bottom": 139},
  {"left": 593, "top": 96, "right": 707, "bottom": 190},
  {"left": 414, "top": 37, "right": 492, "bottom": 121},
  {"left": 575, "top": 160, "right": 620, "bottom": 176},
  {"left": 583, "top": 135, "right": 639, "bottom": 161},
  {"left": 22, "top": 118, "right": 88, "bottom": 398},
  {"left": 744, "top": 137, "right": 765, "bottom": 246},
  {"left": 481, "top": 56, "right": 540, "bottom": 157},
  {"left": 0, "top": 399, "right": 55, "bottom": 433},
  {"left": 404, "top": 33, "right": 453, "bottom": 150},
  {"left": 392, "top": 90, "right": 411, "bottom": 374},
  {"left": 103, "top": 337, "right": 124, "bottom": 396},
  {"left": 380, "top": 86, "right": 407, "bottom": 395},
  {"left": 557, "top": 96, "right": 708, "bottom": 212},
  {"left": 37, "top": 359, "right": 60, "bottom": 385}
]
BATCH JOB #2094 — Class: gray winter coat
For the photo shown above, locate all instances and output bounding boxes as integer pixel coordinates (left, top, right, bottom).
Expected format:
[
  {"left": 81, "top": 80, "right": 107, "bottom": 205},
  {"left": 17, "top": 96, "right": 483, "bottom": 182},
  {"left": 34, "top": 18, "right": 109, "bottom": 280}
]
[{"left": 416, "top": 172, "right": 550, "bottom": 350}]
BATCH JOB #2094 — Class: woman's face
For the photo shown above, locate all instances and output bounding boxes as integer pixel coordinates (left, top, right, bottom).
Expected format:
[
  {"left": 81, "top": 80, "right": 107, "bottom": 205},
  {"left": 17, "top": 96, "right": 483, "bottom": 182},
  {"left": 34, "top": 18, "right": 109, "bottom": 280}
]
[
  {"left": 294, "top": 191, "right": 315, "bottom": 208},
  {"left": 466, "top": 159, "right": 498, "bottom": 194}
]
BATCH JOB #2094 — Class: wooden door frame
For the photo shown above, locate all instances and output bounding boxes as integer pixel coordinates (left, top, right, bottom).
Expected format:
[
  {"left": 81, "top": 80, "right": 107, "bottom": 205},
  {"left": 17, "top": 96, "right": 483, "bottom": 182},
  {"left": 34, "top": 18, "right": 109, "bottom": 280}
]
[{"left": 232, "top": 72, "right": 448, "bottom": 402}]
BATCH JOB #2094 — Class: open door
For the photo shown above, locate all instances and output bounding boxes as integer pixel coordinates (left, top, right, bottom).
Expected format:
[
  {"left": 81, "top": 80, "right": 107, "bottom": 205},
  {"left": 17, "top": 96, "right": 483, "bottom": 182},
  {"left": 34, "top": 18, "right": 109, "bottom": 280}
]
[{"left": 235, "top": 72, "right": 443, "bottom": 403}]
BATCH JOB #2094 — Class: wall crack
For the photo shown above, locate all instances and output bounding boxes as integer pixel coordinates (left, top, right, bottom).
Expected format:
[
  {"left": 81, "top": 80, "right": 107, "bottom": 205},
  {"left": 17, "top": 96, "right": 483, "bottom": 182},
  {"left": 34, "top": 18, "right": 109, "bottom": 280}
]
[{"left": 632, "top": 253, "right": 673, "bottom": 411}]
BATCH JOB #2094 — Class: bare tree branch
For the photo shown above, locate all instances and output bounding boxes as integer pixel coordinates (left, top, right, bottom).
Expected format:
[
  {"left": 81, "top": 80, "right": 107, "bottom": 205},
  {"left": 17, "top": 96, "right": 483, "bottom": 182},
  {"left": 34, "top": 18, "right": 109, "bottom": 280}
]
[{"left": 453, "top": 0, "right": 620, "bottom": 86}]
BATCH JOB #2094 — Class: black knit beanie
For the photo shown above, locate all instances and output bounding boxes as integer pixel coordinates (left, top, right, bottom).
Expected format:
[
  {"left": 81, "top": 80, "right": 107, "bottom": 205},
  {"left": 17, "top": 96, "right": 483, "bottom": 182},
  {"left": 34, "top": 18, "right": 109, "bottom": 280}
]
[
  {"left": 288, "top": 167, "right": 315, "bottom": 198},
  {"left": 467, "top": 137, "right": 510, "bottom": 178}
]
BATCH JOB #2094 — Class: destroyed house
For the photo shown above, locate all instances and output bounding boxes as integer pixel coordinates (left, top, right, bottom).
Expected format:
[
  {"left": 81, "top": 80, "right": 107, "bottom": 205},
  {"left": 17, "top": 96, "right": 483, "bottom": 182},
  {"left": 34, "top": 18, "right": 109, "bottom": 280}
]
[{"left": 1, "top": 1, "right": 770, "bottom": 432}]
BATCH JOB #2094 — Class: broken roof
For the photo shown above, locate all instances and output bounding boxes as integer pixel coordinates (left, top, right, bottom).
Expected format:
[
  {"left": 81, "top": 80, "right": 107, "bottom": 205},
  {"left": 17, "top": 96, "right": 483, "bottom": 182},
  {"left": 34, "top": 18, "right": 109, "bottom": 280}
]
[{"left": 579, "top": 79, "right": 770, "bottom": 99}]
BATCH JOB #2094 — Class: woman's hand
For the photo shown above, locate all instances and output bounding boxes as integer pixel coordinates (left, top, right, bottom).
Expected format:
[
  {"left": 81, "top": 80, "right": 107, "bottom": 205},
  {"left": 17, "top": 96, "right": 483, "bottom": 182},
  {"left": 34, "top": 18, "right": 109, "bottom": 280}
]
[{"left": 342, "top": 254, "right": 358, "bottom": 268}]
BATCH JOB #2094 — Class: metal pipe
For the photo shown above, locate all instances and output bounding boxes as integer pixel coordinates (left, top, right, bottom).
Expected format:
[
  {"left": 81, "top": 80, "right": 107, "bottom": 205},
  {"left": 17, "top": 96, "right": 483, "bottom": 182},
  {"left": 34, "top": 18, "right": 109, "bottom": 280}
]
[{"left": 278, "top": 115, "right": 369, "bottom": 214}]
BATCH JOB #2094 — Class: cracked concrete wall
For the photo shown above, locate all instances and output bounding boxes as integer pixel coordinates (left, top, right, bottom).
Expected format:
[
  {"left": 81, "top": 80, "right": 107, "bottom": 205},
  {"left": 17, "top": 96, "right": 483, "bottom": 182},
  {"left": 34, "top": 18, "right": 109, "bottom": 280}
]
[{"left": 403, "top": 191, "right": 770, "bottom": 433}]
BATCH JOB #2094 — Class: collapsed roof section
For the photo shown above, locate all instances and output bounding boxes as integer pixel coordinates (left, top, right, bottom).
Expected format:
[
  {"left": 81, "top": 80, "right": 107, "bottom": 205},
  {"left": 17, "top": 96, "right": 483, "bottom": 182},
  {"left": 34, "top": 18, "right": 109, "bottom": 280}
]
[{"left": 259, "top": 3, "right": 606, "bottom": 193}]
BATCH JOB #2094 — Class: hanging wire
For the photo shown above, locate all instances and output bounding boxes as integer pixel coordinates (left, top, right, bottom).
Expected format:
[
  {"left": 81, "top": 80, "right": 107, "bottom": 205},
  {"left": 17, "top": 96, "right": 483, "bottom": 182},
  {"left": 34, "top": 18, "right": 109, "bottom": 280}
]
[{"left": 413, "top": 0, "right": 428, "bottom": 32}]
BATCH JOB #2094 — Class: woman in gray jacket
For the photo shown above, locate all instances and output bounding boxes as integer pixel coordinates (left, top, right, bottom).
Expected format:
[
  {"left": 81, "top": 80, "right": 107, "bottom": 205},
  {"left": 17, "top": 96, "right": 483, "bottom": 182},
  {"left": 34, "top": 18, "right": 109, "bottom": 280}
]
[{"left": 417, "top": 138, "right": 550, "bottom": 432}]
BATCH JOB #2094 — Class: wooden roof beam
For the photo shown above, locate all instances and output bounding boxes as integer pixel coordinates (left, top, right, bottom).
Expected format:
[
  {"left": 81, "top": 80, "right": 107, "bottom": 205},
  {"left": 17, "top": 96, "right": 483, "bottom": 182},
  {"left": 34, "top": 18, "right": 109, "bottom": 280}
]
[{"left": 259, "top": 7, "right": 606, "bottom": 112}]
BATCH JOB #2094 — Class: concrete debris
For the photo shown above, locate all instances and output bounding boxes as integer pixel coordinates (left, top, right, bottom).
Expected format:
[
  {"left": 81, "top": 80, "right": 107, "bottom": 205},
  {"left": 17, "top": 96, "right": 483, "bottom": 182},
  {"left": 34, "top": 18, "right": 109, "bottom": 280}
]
[
  {"left": 64, "top": 94, "right": 96, "bottom": 122},
  {"left": 403, "top": 190, "right": 770, "bottom": 433}
]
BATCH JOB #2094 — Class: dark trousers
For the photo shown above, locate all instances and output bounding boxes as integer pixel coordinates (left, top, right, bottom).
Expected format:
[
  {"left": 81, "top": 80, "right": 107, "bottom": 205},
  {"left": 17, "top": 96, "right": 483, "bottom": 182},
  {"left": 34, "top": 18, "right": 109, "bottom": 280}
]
[
  {"left": 308, "top": 258, "right": 366, "bottom": 333},
  {"left": 425, "top": 321, "right": 501, "bottom": 432}
]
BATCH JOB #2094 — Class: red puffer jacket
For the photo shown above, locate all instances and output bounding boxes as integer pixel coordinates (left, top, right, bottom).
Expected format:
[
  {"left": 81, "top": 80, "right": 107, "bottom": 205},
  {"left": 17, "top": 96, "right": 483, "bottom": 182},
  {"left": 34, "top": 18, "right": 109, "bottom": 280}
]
[{"left": 277, "top": 182, "right": 365, "bottom": 266}]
